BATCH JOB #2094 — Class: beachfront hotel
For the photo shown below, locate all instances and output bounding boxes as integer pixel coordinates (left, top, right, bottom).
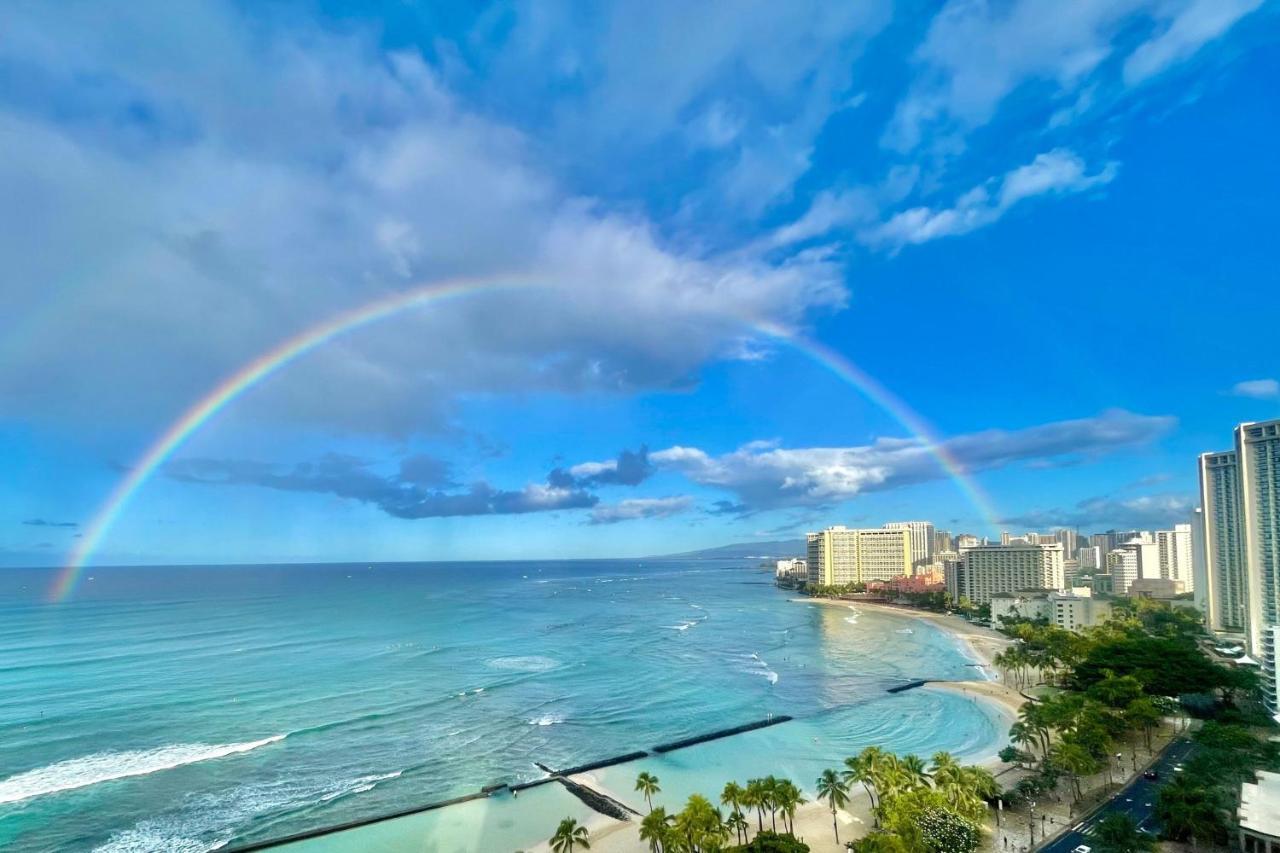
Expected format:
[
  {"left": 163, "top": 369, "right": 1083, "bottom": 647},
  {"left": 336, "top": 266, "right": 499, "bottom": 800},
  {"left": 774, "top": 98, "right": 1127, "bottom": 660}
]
[
  {"left": 805, "top": 525, "right": 911, "bottom": 586},
  {"left": 948, "top": 542, "right": 1065, "bottom": 605},
  {"left": 883, "top": 520, "right": 935, "bottom": 570},
  {"left": 1196, "top": 419, "right": 1280, "bottom": 720}
]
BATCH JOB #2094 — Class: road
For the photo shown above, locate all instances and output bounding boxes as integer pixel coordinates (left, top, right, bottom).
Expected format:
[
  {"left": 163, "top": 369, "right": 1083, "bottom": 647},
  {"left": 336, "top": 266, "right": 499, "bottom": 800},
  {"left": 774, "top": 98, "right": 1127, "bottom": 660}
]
[{"left": 1038, "top": 737, "right": 1197, "bottom": 853}]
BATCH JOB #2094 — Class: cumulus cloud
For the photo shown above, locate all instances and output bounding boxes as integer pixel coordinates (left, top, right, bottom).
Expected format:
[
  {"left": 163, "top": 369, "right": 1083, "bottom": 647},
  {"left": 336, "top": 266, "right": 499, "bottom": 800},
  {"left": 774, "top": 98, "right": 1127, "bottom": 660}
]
[
  {"left": 166, "top": 454, "right": 596, "bottom": 519},
  {"left": 1230, "top": 378, "right": 1280, "bottom": 399},
  {"left": 588, "top": 496, "right": 694, "bottom": 525},
  {"left": 862, "top": 149, "right": 1118, "bottom": 249},
  {"left": 551, "top": 446, "right": 654, "bottom": 489},
  {"left": 998, "top": 493, "right": 1194, "bottom": 530},
  {"left": 0, "top": 2, "right": 846, "bottom": 438},
  {"left": 651, "top": 410, "right": 1173, "bottom": 510}
]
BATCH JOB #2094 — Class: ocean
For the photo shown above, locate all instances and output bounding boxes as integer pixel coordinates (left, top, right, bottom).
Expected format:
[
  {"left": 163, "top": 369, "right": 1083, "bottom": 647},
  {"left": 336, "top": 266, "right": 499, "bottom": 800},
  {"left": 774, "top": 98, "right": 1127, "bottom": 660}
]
[{"left": 0, "top": 560, "right": 1004, "bottom": 852}]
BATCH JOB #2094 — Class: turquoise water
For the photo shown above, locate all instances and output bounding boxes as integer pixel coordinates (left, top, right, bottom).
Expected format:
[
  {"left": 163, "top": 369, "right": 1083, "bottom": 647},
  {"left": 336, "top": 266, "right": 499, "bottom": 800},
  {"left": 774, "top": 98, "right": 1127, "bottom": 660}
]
[{"left": 0, "top": 561, "right": 1002, "bottom": 852}]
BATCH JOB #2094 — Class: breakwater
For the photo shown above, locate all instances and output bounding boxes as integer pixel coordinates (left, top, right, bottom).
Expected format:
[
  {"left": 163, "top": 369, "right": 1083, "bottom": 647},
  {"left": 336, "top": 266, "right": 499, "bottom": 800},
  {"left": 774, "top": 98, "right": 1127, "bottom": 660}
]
[{"left": 651, "top": 715, "right": 793, "bottom": 753}]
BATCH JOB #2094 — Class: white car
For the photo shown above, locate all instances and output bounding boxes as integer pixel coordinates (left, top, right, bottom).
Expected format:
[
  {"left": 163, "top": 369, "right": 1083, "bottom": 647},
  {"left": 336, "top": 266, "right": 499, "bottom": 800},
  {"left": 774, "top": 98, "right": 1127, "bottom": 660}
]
[{"left": 1073, "top": 846, "right": 1092, "bottom": 853}]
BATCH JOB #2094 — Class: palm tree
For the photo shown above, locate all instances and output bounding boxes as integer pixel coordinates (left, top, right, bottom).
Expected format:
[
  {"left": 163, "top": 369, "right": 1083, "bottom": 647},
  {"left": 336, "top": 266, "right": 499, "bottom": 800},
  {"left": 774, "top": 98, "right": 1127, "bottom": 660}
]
[
  {"left": 720, "top": 781, "right": 745, "bottom": 839},
  {"left": 761, "top": 775, "right": 782, "bottom": 831},
  {"left": 725, "top": 809, "right": 749, "bottom": 846},
  {"left": 816, "top": 768, "right": 849, "bottom": 845},
  {"left": 1088, "top": 813, "right": 1157, "bottom": 853},
  {"left": 1008, "top": 721, "right": 1038, "bottom": 761},
  {"left": 843, "top": 747, "right": 886, "bottom": 813},
  {"left": 550, "top": 817, "right": 591, "bottom": 853},
  {"left": 1156, "top": 775, "right": 1227, "bottom": 849},
  {"left": 639, "top": 807, "right": 672, "bottom": 853},
  {"left": 743, "top": 779, "right": 765, "bottom": 832},
  {"left": 674, "top": 794, "right": 727, "bottom": 853},
  {"left": 900, "top": 754, "right": 930, "bottom": 790},
  {"left": 635, "top": 771, "right": 661, "bottom": 813},
  {"left": 776, "top": 779, "right": 805, "bottom": 834}
]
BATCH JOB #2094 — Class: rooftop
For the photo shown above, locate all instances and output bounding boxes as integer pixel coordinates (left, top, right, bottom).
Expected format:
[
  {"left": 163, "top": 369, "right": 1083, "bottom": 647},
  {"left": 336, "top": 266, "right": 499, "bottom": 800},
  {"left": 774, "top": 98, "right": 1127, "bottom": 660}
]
[{"left": 1240, "top": 770, "right": 1280, "bottom": 839}]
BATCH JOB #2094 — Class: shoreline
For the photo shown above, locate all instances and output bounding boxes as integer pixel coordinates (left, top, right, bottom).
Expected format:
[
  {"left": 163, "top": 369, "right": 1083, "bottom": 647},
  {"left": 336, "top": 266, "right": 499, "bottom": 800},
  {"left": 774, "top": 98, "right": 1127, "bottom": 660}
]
[{"left": 545, "top": 600, "right": 1024, "bottom": 853}]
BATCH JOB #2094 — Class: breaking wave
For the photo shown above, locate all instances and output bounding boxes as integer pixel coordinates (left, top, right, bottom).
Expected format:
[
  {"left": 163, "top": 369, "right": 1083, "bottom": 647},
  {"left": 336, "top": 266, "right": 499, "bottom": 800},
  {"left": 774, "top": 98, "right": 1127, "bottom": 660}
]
[{"left": 0, "top": 736, "right": 286, "bottom": 805}]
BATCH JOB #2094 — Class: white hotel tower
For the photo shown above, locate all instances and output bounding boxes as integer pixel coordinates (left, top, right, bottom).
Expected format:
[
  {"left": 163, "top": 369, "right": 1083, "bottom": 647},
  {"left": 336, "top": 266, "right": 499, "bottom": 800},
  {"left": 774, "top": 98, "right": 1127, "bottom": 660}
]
[{"left": 1197, "top": 419, "right": 1280, "bottom": 720}]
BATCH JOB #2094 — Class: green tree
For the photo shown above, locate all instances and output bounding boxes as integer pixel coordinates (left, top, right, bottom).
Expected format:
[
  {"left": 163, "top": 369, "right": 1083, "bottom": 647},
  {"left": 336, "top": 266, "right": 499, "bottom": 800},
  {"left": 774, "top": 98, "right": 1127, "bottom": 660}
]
[
  {"left": 720, "top": 782, "right": 745, "bottom": 842},
  {"left": 639, "top": 807, "right": 672, "bottom": 853},
  {"left": 743, "top": 779, "right": 765, "bottom": 833},
  {"left": 1087, "top": 813, "right": 1157, "bottom": 853},
  {"left": 1156, "top": 775, "right": 1228, "bottom": 849},
  {"left": 1123, "top": 697, "right": 1162, "bottom": 752},
  {"left": 673, "top": 793, "right": 727, "bottom": 853},
  {"left": 635, "top": 771, "right": 661, "bottom": 813},
  {"left": 550, "top": 817, "right": 591, "bottom": 853},
  {"left": 816, "top": 768, "right": 849, "bottom": 845},
  {"left": 724, "top": 809, "right": 749, "bottom": 847}
]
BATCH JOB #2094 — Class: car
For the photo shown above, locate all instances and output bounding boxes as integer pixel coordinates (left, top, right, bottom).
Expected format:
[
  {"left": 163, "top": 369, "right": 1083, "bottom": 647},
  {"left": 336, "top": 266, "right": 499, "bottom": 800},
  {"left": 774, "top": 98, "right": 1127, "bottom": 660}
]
[
  {"left": 1072, "top": 846, "right": 1092, "bottom": 853},
  {"left": 1173, "top": 764, "right": 1185, "bottom": 772},
  {"left": 1143, "top": 769, "right": 1159, "bottom": 780}
]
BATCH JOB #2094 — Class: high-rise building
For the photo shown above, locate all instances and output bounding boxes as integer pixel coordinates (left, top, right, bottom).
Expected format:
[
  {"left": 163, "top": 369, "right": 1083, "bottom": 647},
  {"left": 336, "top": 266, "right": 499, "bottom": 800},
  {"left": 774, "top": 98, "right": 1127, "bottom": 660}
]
[
  {"left": 1077, "top": 545, "right": 1102, "bottom": 571},
  {"left": 1054, "top": 528, "right": 1079, "bottom": 556},
  {"left": 1198, "top": 450, "right": 1248, "bottom": 633},
  {"left": 956, "top": 534, "right": 979, "bottom": 550},
  {"left": 1155, "top": 523, "right": 1194, "bottom": 591},
  {"left": 956, "top": 543, "right": 1064, "bottom": 605},
  {"left": 1192, "top": 507, "right": 1210, "bottom": 623},
  {"left": 884, "top": 521, "right": 935, "bottom": 571},
  {"left": 1106, "top": 538, "right": 1160, "bottom": 596},
  {"left": 806, "top": 526, "right": 911, "bottom": 587},
  {"left": 1236, "top": 420, "right": 1280, "bottom": 719},
  {"left": 934, "top": 530, "right": 954, "bottom": 554},
  {"left": 1195, "top": 419, "right": 1280, "bottom": 720}
]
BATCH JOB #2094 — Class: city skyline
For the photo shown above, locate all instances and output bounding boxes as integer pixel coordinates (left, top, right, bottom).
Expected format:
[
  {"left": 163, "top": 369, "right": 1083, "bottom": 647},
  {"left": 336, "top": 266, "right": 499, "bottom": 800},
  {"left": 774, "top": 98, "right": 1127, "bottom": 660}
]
[{"left": 4, "top": 2, "right": 1279, "bottom": 568}]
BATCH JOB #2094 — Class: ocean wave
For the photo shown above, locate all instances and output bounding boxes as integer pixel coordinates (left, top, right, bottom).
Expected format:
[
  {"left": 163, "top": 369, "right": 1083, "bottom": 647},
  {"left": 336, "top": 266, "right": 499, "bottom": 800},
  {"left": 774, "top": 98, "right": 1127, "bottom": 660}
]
[
  {"left": 844, "top": 616, "right": 858, "bottom": 625},
  {"left": 0, "top": 736, "right": 286, "bottom": 805},
  {"left": 319, "top": 771, "right": 402, "bottom": 802},
  {"left": 486, "top": 655, "right": 559, "bottom": 672},
  {"left": 93, "top": 768, "right": 402, "bottom": 853},
  {"left": 527, "top": 714, "right": 565, "bottom": 727},
  {"left": 748, "top": 668, "right": 780, "bottom": 684},
  {"left": 895, "top": 628, "right": 914, "bottom": 634}
]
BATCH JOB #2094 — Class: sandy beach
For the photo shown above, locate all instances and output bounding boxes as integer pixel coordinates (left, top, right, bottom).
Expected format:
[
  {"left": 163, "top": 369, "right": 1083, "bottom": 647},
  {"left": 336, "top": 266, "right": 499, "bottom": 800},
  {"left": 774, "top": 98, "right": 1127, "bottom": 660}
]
[{"left": 532, "top": 599, "right": 1023, "bottom": 853}]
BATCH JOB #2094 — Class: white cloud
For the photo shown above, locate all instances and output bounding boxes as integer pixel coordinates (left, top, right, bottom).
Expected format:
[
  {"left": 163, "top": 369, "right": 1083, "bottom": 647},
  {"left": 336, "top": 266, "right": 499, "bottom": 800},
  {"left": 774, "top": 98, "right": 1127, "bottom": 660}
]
[
  {"left": 1230, "top": 378, "right": 1280, "bottom": 399},
  {"left": 588, "top": 496, "right": 694, "bottom": 525},
  {"left": 999, "top": 493, "right": 1195, "bottom": 530},
  {"left": 0, "top": 2, "right": 847, "bottom": 437},
  {"left": 1124, "top": 0, "right": 1264, "bottom": 85},
  {"left": 861, "top": 149, "right": 1118, "bottom": 250},
  {"left": 652, "top": 410, "right": 1174, "bottom": 510},
  {"left": 885, "top": 0, "right": 1262, "bottom": 151}
]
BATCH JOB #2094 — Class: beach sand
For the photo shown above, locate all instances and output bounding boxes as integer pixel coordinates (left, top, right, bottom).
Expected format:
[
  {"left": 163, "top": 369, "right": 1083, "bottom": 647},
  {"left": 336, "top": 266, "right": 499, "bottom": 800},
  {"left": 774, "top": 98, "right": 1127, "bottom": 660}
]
[{"left": 535, "top": 600, "right": 1023, "bottom": 853}]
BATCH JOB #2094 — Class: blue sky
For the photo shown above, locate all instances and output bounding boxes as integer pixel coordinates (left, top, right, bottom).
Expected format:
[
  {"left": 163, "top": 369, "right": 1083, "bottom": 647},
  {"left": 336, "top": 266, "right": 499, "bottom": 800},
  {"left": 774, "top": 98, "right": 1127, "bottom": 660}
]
[{"left": 2, "top": 0, "right": 1279, "bottom": 567}]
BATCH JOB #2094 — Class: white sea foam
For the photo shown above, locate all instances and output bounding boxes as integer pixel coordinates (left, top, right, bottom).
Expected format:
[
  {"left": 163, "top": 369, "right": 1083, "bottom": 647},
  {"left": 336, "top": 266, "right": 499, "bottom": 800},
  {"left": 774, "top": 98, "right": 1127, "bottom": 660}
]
[
  {"left": 319, "top": 771, "right": 402, "bottom": 802},
  {"left": 0, "top": 736, "right": 286, "bottom": 805},
  {"left": 844, "top": 616, "right": 858, "bottom": 625},
  {"left": 528, "top": 714, "right": 564, "bottom": 726},
  {"left": 486, "top": 655, "right": 559, "bottom": 672},
  {"left": 748, "top": 669, "right": 780, "bottom": 684},
  {"left": 896, "top": 628, "right": 914, "bottom": 634},
  {"left": 93, "top": 768, "right": 401, "bottom": 852}
]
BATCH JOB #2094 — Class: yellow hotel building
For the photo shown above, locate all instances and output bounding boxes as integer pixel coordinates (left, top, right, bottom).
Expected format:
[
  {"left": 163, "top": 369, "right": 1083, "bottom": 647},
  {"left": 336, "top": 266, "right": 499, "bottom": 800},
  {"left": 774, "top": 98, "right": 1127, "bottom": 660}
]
[{"left": 805, "top": 525, "right": 912, "bottom": 586}]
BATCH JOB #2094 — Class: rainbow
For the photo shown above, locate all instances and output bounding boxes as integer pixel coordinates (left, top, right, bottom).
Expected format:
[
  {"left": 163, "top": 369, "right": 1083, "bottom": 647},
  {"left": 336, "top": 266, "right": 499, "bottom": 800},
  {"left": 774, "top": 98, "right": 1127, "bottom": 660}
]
[
  {"left": 753, "top": 321, "right": 1001, "bottom": 527},
  {"left": 51, "top": 275, "right": 523, "bottom": 602},
  {"left": 51, "top": 280, "right": 998, "bottom": 602}
]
